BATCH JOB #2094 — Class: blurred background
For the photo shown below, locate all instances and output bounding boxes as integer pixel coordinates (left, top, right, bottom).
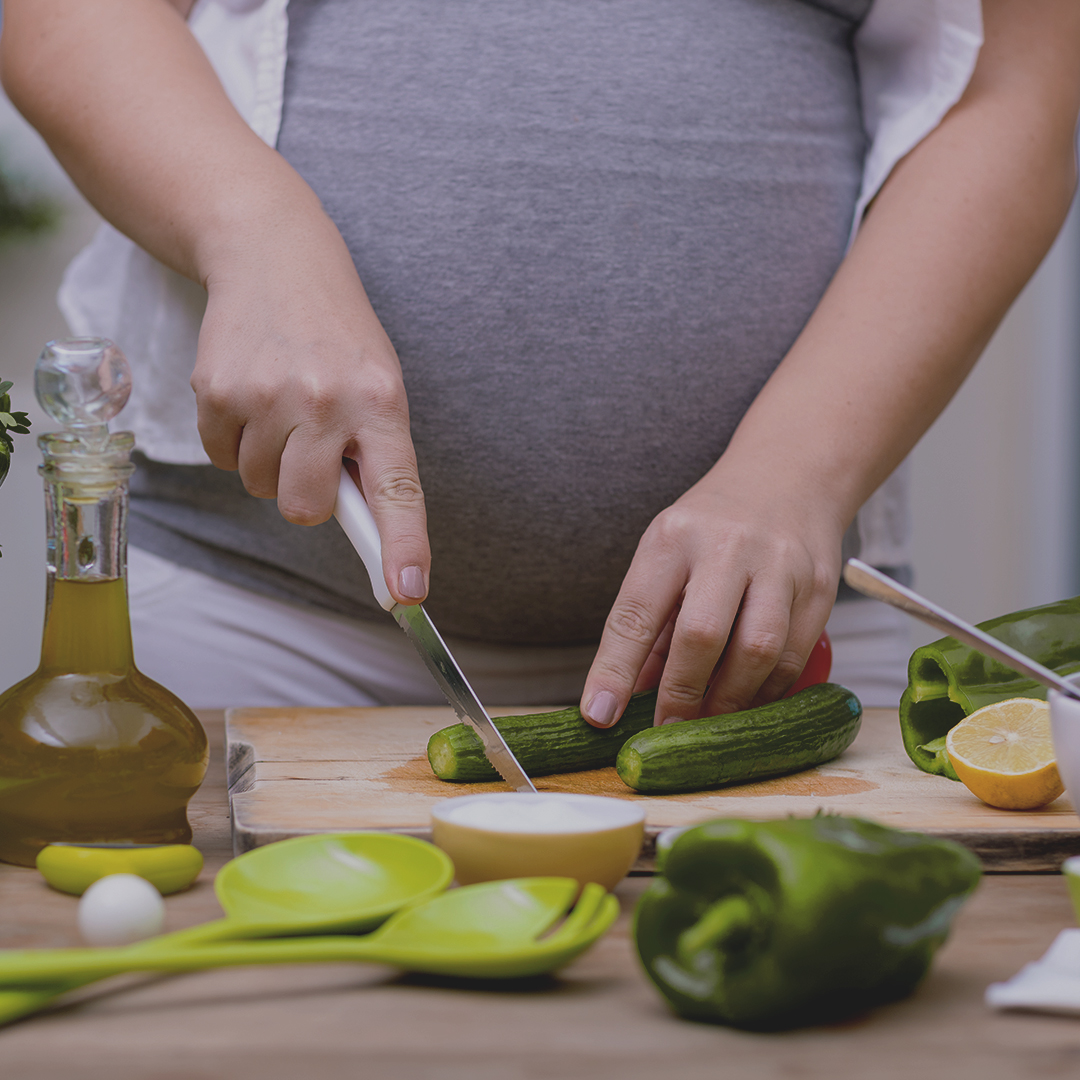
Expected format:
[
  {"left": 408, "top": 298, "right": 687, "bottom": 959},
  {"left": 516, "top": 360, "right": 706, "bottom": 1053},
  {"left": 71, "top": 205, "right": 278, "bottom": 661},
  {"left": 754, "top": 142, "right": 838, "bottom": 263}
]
[{"left": 0, "top": 90, "right": 1078, "bottom": 695}]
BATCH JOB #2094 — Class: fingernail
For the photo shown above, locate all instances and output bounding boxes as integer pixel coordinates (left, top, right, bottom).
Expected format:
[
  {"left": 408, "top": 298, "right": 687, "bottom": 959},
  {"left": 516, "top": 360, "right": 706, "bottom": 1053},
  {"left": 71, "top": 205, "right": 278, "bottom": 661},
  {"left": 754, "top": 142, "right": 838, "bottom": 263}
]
[
  {"left": 399, "top": 565, "right": 426, "bottom": 599},
  {"left": 586, "top": 691, "right": 619, "bottom": 728},
  {"left": 660, "top": 716, "right": 684, "bottom": 727}
]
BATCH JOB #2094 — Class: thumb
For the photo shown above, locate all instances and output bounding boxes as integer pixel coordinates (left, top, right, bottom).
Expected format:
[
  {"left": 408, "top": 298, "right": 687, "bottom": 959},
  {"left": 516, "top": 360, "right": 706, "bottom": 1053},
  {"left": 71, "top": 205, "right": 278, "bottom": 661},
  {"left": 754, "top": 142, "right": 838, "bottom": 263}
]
[{"left": 347, "top": 456, "right": 430, "bottom": 606}]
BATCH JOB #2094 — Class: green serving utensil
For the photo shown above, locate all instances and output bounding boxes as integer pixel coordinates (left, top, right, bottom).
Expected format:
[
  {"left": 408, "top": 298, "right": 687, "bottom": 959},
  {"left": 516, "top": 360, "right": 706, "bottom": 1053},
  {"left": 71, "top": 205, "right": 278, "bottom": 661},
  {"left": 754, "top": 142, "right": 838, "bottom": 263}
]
[
  {"left": 0, "top": 878, "right": 618, "bottom": 987},
  {"left": 0, "top": 832, "right": 454, "bottom": 1025},
  {"left": 170, "top": 832, "right": 456, "bottom": 941}
]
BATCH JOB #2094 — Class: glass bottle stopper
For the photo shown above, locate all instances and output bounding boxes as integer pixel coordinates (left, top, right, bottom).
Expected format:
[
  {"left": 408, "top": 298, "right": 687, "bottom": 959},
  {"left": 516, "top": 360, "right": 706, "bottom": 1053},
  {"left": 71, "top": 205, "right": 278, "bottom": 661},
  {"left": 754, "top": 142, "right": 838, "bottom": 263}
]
[{"left": 34, "top": 338, "right": 132, "bottom": 452}]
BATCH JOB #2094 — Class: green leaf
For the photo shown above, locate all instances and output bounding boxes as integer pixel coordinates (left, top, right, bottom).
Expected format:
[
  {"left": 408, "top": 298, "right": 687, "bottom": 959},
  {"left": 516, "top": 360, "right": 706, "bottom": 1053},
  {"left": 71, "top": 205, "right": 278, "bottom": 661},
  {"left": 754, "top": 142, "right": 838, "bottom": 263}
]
[
  {"left": 0, "top": 380, "right": 31, "bottom": 456},
  {"left": 0, "top": 400, "right": 32, "bottom": 440}
]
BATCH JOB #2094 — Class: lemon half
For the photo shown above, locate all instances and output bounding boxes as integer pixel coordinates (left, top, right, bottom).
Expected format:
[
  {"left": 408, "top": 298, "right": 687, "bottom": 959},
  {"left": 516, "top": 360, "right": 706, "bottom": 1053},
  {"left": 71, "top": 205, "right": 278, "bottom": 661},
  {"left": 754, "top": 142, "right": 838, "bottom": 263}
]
[{"left": 945, "top": 698, "right": 1063, "bottom": 810}]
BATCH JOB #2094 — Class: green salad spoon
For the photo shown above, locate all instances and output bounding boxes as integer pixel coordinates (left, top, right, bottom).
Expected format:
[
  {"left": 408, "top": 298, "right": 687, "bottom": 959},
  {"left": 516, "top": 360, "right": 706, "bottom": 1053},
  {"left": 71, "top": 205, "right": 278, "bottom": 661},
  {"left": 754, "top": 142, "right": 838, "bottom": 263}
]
[
  {"left": 0, "top": 878, "right": 618, "bottom": 987},
  {"left": 0, "top": 832, "right": 453, "bottom": 1025}
]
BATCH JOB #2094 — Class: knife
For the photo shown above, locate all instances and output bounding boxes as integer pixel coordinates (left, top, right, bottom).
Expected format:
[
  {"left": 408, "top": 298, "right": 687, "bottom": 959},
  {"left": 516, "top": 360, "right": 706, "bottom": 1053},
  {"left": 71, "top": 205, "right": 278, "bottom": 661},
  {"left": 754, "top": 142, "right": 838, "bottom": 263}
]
[
  {"left": 842, "top": 557, "right": 1080, "bottom": 701},
  {"left": 334, "top": 463, "right": 537, "bottom": 791}
]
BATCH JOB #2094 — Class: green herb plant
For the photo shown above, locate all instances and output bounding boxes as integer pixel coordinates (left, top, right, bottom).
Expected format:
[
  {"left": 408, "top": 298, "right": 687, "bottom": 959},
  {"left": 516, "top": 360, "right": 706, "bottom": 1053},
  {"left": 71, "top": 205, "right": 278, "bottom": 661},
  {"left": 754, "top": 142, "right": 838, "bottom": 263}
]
[{"left": 0, "top": 380, "right": 32, "bottom": 553}]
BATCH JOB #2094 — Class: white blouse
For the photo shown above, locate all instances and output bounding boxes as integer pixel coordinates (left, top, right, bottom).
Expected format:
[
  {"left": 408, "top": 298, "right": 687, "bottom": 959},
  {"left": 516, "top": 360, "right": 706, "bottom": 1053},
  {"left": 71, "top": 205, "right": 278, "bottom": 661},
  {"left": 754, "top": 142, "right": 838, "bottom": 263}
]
[{"left": 58, "top": 0, "right": 983, "bottom": 570}]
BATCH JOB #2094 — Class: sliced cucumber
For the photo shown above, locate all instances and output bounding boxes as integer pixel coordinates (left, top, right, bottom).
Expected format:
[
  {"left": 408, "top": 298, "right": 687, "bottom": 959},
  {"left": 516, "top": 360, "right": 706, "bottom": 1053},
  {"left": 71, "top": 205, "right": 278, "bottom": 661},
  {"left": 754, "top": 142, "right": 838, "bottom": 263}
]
[{"left": 616, "top": 683, "right": 862, "bottom": 794}]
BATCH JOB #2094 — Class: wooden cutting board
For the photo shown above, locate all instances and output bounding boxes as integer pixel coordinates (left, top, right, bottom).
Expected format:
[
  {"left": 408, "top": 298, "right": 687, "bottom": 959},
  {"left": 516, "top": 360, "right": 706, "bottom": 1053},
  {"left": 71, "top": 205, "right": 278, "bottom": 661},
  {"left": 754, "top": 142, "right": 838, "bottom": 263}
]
[{"left": 225, "top": 705, "right": 1080, "bottom": 870}]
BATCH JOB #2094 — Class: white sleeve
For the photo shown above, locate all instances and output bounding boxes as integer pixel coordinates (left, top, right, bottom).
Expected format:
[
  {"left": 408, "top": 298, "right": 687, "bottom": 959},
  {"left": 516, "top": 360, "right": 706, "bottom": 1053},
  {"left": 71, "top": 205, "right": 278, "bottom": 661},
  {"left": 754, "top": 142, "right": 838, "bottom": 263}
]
[
  {"left": 187, "top": 0, "right": 290, "bottom": 147},
  {"left": 57, "top": 0, "right": 289, "bottom": 464},
  {"left": 851, "top": 0, "right": 984, "bottom": 239}
]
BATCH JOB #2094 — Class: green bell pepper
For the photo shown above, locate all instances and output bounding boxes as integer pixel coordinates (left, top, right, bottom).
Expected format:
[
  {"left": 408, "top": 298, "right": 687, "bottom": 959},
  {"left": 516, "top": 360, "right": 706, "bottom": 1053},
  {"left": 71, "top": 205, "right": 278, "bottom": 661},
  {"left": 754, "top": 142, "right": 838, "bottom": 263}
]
[
  {"left": 900, "top": 594, "right": 1080, "bottom": 778},
  {"left": 634, "top": 816, "right": 981, "bottom": 1030}
]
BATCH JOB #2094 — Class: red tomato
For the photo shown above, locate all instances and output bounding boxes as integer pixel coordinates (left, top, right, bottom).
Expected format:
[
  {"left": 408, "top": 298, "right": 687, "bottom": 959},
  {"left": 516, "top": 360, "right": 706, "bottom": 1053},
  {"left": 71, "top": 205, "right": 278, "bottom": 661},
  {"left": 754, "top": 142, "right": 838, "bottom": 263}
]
[{"left": 784, "top": 630, "right": 832, "bottom": 697}]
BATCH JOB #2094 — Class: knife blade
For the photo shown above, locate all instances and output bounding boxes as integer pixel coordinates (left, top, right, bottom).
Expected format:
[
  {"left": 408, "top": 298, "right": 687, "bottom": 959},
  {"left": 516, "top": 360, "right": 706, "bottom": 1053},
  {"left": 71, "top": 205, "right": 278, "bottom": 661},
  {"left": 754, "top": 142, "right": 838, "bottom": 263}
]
[{"left": 334, "top": 463, "right": 537, "bottom": 792}]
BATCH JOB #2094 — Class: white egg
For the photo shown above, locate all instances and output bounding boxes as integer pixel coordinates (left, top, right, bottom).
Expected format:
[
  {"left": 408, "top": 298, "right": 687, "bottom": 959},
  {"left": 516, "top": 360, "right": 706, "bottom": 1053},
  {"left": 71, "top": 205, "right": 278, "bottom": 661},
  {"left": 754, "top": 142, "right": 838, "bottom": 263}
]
[{"left": 77, "top": 873, "right": 166, "bottom": 946}]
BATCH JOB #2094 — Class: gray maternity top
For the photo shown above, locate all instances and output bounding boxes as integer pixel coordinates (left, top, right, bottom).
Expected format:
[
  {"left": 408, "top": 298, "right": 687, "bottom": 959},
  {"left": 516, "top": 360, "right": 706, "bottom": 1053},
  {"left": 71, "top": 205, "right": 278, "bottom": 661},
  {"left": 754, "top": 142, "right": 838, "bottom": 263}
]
[{"left": 130, "top": 0, "right": 875, "bottom": 644}]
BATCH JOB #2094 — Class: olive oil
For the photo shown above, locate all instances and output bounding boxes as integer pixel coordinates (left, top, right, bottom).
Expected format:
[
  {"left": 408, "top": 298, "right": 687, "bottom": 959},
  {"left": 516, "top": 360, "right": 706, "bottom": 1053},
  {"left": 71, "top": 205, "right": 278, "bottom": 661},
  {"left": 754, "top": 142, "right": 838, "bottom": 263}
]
[
  {"left": 0, "top": 339, "right": 207, "bottom": 866},
  {"left": 0, "top": 580, "right": 207, "bottom": 865}
]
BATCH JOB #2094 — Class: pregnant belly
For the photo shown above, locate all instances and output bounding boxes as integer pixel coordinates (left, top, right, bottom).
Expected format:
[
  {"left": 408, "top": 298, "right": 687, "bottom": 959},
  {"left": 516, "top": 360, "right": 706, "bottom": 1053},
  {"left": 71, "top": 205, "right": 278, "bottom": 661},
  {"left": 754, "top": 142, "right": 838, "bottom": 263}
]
[{"left": 277, "top": 0, "right": 867, "bottom": 642}]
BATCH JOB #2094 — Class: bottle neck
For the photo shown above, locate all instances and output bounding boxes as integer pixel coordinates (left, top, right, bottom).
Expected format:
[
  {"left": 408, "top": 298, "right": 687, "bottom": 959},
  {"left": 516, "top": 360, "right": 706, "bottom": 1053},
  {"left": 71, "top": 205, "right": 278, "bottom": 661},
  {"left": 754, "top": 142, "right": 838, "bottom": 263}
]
[
  {"left": 38, "top": 430, "right": 136, "bottom": 674},
  {"left": 39, "top": 578, "right": 133, "bottom": 673}
]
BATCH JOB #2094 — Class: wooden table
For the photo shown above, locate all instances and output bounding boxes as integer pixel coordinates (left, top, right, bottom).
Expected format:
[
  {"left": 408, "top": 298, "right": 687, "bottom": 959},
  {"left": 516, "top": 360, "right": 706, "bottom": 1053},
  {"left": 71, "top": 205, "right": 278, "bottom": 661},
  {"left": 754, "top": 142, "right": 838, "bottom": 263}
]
[{"left": 1, "top": 712, "right": 1079, "bottom": 1080}]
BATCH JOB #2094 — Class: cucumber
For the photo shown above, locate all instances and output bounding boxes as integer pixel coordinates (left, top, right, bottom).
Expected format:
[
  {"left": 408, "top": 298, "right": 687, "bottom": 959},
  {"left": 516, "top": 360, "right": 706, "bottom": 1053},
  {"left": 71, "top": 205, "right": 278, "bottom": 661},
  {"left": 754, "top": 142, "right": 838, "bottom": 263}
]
[
  {"left": 615, "top": 683, "right": 861, "bottom": 794},
  {"left": 427, "top": 691, "right": 659, "bottom": 782}
]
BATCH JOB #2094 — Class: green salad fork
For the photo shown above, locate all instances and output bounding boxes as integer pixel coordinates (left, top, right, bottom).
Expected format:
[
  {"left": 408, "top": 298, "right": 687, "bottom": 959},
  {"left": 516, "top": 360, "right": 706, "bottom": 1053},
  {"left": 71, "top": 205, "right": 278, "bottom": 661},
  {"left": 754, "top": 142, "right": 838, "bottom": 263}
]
[{"left": 0, "top": 878, "right": 617, "bottom": 988}]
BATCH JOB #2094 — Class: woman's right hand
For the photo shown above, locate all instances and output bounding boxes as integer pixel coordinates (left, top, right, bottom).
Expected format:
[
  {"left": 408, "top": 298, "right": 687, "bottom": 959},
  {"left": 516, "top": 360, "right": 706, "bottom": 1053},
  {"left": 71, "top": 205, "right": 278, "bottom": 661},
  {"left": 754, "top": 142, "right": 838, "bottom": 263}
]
[{"left": 192, "top": 201, "right": 430, "bottom": 606}]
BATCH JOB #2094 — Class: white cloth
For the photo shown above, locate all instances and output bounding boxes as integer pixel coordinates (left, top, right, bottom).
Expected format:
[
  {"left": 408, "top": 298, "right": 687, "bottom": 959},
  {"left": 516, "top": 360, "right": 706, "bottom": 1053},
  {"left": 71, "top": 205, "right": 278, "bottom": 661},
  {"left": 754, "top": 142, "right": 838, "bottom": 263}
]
[
  {"left": 128, "top": 546, "right": 912, "bottom": 710},
  {"left": 986, "top": 929, "right": 1080, "bottom": 1017}
]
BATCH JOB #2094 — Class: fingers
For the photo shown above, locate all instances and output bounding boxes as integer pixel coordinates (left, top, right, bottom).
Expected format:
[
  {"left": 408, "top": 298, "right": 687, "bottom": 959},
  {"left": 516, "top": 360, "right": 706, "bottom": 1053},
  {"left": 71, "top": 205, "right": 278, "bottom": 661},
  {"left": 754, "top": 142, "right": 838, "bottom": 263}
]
[
  {"left": 581, "top": 509, "right": 743, "bottom": 728},
  {"left": 659, "top": 578, "right": 791, "bottom": 724},
  {"left": 580, "top": 493, "right": 841, "bottom": 729},
  {"left": 633, "top": 613, "right": 677, "bottom": 694},
  {"left": 745, "top": 592, "right": 835, "bottom": 707},
  {"left": 579, "top": 526, "right": 691, "bottom": 728},
  {"left": 251, "top": 375, "right": 430, "bottom": 606},
  {"left": 234, "top": 411, "right": 287, "bottom": 501},
  {"left": 581, "top": 505, "right": 751, "bottom": 728}
]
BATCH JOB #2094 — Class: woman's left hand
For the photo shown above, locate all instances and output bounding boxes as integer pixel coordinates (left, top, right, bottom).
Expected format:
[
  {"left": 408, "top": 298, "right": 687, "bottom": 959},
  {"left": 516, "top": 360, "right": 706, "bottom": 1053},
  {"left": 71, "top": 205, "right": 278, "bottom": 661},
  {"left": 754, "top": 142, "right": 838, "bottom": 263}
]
[{"left": 579, "top": 461, "right": 843, "bottom": 728}]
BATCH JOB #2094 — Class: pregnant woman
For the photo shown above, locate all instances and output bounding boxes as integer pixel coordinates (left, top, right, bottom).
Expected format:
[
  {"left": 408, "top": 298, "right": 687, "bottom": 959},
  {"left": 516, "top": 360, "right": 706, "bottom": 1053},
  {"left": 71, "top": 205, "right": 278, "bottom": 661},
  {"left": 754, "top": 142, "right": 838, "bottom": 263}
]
[{"left": 3, "top": 0, "right": 1078, "bottom": 726}]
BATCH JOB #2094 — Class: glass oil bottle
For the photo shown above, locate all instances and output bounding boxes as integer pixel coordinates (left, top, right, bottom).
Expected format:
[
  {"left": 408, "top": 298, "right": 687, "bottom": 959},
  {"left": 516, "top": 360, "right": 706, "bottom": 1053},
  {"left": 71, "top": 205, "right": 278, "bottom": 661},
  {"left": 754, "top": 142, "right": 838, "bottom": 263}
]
[{"left": 0, "top": 339, "right": 207, "bottom": 866}]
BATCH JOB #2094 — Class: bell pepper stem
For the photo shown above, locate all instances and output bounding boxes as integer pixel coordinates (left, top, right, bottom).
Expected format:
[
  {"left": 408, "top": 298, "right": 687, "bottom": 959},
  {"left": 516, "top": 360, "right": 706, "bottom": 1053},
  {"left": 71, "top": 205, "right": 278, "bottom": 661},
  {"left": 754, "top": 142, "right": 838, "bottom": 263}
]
[{"left": 676, "top": 893, "right": 757, "bottom": 969}]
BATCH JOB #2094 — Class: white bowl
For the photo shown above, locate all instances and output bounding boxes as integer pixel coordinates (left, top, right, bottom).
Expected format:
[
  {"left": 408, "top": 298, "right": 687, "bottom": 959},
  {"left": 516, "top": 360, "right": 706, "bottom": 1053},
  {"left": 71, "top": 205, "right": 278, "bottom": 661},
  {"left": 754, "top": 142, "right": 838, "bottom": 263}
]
[
  {"left": 430, "top": 792, "right": 645, "bottom": 891},
  {"left": 1048, "top": 683, "right": 1080, "bottom": 818}
]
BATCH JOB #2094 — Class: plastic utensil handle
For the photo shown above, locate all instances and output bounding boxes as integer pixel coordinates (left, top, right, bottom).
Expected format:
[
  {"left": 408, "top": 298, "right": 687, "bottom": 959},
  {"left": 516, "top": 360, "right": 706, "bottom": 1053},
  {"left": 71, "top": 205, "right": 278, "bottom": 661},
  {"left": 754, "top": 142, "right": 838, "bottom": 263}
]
[
  {"left": 0, "top": 939, "right": 363, "bottom": 985},
  {"left": 0, "top": 914, "right": 342, "bottom": 1027},
  {"left": 0, "top": 985, "right": 80, "bottom": 1027},
  {"left": 333, "top": 463, "right": 394, "bottom": 611},
  {"left": 0, "top": 908, "right": 444, "bottom": 1027},
  {"left": 0, "top": 917, "right": 245, "bottom": 1027},
  {"left": 0, "top": 931, "right": 244, "bottom": 1028},
  {"left": 0, "top": 932, "right": 604, "bottom": 985},
  {"left": 843, "top": 559, "right": 1080, "bottom": 701}
]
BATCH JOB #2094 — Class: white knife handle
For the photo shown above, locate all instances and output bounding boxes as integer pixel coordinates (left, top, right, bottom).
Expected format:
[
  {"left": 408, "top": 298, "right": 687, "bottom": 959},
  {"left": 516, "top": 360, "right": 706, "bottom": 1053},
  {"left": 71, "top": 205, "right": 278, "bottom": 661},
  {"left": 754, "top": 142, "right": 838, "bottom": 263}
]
[{"left": 333, "top": 463, "right": 395, "bottom": 611}]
